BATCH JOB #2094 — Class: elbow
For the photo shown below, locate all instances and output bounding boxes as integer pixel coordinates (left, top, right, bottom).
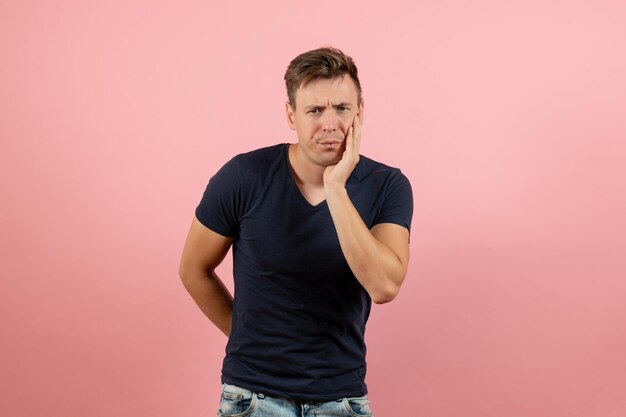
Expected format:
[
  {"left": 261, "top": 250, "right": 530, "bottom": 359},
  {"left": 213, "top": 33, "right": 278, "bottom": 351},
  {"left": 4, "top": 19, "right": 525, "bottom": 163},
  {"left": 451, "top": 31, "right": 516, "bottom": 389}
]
[
  {"left": 178, "top": 264, "right": 192, "bottom": 283},
  {"left": 362, "top": 268, "right": 406, "bottom": 304},
  {"left": 179, "top": 265, "right": 211, "bottom": 285},
  {"left": 370, "top": 283, "right": 401, "bottom": 305},
  {"left": 179, "top": 269, "right": 193, "bottom": 288},
  {"left": 363, "top": 256, "right": 408, "bottom": 304}
]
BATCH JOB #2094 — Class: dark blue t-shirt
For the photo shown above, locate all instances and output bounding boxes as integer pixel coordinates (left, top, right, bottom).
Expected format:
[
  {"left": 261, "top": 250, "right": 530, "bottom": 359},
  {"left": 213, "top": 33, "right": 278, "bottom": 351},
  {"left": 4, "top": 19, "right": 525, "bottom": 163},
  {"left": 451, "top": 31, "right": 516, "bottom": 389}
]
[{"left": 195, "top": 143, "right": 413, "bottom": 401}]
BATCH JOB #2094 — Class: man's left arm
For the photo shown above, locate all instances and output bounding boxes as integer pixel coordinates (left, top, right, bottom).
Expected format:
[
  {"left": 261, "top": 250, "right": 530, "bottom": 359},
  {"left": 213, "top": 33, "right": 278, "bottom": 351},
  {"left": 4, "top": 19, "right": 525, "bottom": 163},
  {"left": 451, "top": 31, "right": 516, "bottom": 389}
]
[
  {"left": 324, "top": 115, "right": 411, "bottom": 304},
  {"left": 326, "top": 188, "right": 410, "bottom": 304}
]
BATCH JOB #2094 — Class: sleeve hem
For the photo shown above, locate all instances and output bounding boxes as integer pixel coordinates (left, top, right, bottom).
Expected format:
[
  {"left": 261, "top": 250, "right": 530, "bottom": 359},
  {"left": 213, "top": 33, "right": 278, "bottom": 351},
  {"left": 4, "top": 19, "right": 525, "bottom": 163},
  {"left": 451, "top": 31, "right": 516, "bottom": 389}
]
[{"left": 194, "top": 211, "right": 237, "bottom": 238}]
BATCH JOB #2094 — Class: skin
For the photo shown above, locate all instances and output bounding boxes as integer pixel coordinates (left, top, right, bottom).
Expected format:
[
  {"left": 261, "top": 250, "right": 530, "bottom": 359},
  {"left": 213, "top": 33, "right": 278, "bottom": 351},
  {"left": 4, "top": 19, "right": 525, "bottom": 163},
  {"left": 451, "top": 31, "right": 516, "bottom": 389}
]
[{"left": 179, "top": 74, "right": 410, "bottom": 338}]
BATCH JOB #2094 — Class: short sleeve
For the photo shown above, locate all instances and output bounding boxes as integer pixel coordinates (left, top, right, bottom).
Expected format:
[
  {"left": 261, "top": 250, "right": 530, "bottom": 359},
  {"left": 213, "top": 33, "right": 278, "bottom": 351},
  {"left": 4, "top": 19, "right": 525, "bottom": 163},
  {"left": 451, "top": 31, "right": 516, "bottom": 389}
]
[
  {"left": 373, "top": 170, "right": 414, "bottom": 233},
  {"left": 195, "top": 157, "right": 241, "bottom": 237}
]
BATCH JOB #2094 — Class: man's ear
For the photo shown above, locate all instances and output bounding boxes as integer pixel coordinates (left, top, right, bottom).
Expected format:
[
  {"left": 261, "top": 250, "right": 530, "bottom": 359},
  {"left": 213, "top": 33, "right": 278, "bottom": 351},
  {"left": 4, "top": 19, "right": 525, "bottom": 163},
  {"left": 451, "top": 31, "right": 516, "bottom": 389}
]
[{"left": 285, "top": 101, "right": 296, "bottom": 130}]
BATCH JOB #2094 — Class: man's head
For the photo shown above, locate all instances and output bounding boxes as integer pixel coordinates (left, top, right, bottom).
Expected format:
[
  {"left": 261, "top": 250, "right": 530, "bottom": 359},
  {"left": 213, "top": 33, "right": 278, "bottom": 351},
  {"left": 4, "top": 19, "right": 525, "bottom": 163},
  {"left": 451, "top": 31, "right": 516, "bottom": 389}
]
[
  {"left": 284, "top": 47, "right": 364, "bottom": 167},
  {"left": 284, "top": 47, "right": 362, "bottom": 111}
]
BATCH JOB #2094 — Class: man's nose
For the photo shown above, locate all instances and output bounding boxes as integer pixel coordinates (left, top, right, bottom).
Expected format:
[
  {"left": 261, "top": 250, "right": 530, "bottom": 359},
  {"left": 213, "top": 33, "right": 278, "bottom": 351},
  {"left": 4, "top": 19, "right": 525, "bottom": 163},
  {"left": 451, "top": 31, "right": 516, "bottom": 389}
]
[{"left": 322, "top": 110, "right": 339, "bottom": 132}]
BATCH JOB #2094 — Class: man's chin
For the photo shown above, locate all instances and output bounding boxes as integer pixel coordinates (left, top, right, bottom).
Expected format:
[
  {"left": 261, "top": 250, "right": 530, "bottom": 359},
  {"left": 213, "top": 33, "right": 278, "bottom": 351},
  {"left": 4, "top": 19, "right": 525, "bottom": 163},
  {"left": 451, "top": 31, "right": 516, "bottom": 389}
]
[
  {"left": 319, "top": 146, "right": 345, "bottom": 165},
  {"left": 317, "top": 153, "right": 342, "bottom": 166}
]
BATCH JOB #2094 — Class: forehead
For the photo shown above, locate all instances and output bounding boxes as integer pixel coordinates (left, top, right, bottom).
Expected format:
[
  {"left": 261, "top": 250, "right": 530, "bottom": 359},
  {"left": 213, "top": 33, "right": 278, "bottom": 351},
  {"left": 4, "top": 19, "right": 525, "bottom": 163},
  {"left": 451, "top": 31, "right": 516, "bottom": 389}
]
[{"left": 296, "top": 75, "right": 358, "bottom": 106}]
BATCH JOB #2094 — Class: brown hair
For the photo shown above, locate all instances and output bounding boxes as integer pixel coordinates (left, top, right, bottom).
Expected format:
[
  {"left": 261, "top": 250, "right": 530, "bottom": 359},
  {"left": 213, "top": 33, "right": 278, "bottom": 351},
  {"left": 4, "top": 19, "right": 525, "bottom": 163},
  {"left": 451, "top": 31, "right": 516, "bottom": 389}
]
[{"left": 284, "top": 46, "right": 362, "bottom": 110}]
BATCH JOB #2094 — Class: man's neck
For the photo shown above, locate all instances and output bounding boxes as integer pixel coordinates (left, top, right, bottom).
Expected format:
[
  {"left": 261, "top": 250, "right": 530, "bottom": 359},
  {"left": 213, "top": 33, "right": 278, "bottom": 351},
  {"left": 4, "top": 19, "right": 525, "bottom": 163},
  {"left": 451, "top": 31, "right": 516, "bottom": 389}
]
[{"left": 288, "top": 143, "right": 325, "bottom": 187}]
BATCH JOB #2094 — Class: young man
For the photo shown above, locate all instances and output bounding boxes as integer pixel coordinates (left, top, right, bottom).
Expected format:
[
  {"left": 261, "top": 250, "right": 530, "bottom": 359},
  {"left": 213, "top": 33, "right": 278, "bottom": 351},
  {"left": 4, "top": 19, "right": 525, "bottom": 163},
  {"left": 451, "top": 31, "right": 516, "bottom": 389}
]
[{"left": 179, "top": 46, "right": 413, "bottom": 417}]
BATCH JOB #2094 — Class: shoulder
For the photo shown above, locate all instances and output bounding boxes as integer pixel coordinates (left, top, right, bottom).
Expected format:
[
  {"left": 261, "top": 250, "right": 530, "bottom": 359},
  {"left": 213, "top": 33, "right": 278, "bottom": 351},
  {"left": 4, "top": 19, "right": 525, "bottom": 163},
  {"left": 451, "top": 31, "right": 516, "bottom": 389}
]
[
  {"left": 351, "top": 154, "right": 410, "bottom": 187},
  {"left": 356, "top": 155, "right": 414, "bottom": 231},
  {"left": 232, "top": 143, "right": 286, "bottom": 165},
  {"left": 229, "top": 143, "right": 286, "bottom": 177},
  {"left": 215, "top": 143, "right": 286, "bottom": 176}
]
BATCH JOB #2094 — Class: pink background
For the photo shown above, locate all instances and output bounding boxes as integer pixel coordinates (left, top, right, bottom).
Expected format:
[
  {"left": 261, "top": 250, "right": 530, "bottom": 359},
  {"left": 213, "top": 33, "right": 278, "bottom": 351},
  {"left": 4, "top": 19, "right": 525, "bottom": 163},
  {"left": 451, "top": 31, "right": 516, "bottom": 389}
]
[{"left": 1, "top": 1, "right": 625, "bottom": 416}]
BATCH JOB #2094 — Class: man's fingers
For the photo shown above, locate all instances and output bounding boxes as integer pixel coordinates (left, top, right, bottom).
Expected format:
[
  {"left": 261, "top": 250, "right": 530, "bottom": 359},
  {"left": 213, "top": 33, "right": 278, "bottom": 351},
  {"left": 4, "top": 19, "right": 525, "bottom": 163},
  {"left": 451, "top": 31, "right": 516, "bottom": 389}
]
[
  {"left": 353, "top": 115, "right": 361, "bottom": 155},
  {"left": 345, "top": 125, "right": 354, "bottom": 154}
]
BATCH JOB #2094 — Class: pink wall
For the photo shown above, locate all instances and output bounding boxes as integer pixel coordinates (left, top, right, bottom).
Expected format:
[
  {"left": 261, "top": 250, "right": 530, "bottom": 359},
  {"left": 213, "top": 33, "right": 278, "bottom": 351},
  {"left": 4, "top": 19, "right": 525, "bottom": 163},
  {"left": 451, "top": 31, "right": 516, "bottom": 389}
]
[{"left": 1, "top": 1, "right": 625, "bottom": 416}]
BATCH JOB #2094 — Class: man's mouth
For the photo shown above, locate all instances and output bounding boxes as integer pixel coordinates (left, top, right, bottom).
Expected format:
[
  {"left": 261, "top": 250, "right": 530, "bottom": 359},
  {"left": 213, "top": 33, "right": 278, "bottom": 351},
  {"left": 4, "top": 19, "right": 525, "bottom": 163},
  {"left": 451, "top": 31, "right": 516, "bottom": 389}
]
[{"left": 317, "top": 140, "right": 342, "bottom": 149}]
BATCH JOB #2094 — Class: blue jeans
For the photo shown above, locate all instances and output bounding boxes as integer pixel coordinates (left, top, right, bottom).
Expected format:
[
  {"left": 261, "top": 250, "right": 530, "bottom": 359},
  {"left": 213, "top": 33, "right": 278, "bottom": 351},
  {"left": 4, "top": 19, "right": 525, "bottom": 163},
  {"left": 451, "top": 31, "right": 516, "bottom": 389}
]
[{"left": 217, "top": 383, "right": 374, "bottom": 417}]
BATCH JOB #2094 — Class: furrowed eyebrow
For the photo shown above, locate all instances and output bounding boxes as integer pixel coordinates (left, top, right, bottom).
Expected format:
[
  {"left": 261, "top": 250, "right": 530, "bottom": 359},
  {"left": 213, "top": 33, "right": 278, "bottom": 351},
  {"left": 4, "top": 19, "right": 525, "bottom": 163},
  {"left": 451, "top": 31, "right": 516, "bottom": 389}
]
[{"left": 305, "top": 102, "right": 351, "bottom": 110}]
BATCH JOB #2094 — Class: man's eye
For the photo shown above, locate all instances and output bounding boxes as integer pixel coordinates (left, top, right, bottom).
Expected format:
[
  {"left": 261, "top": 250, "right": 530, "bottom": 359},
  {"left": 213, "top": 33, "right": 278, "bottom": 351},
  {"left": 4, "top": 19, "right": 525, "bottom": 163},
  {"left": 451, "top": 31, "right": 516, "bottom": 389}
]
[
  {"left": 339, "top": 107, "right": 350, "bottom": 112},
  {"left": 308, "top": 109, "right": 319, "bottom": 114}
]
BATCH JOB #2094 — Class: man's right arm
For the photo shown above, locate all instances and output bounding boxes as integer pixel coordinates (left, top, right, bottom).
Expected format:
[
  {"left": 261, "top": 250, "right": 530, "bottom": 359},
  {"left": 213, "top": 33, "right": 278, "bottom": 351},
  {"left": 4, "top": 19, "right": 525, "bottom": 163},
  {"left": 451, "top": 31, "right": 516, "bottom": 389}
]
[{"left": 179, "top": 215, "right": 235, "bottom": 337}]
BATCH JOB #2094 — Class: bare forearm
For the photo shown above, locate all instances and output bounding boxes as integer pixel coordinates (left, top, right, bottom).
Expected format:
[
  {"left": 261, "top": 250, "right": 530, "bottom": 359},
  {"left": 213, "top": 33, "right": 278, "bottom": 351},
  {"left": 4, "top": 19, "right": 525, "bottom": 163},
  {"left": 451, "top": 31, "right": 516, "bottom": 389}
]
[
  {"left": 180, "top": 271, "right": 233, "bottom": 337},
  {"left": 325, "top": 186, "right": 406, "bottom": 303}
]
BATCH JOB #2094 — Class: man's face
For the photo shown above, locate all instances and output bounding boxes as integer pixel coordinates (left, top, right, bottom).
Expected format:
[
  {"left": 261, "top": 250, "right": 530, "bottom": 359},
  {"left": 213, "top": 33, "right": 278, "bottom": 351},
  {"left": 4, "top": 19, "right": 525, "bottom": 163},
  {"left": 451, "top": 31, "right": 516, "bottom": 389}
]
[{"left": 286, "top": 74, "right": 363, "bottom": 167}]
